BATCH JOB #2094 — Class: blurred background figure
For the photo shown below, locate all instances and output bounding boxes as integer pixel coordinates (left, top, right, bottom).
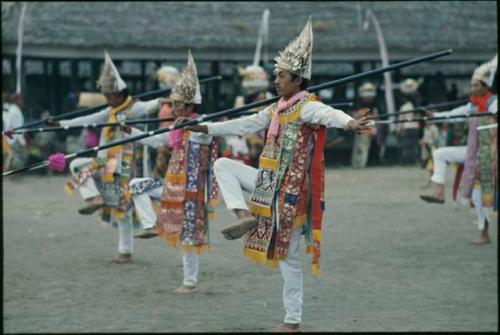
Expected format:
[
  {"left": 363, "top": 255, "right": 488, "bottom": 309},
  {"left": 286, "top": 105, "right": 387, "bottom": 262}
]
[
  {"left": 26, "top": 110, "right": 66, "bottom": 173},
  {"left": 232, "top": 65, "right": 273, "bottom": 167},
  {"left": 3, "top": 92, "right": 28, "bottom": 171},
  {"left": 418, "top": 120, "right": 440, "bottom": 188},
  {"left": 396, "top": 78, "right": 425, "bottom": 165},
  {"left": 351, "top": 82, "right": 376, "bottom": 168},
  {"left": 223, "top": 9, "right": 272, "bottom": 167}
]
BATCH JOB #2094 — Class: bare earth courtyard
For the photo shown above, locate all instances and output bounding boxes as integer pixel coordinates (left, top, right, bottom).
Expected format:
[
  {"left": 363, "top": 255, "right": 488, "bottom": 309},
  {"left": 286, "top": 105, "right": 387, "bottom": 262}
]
[{"left": 2, "top": 166, "right": 497, "bottom": 332}]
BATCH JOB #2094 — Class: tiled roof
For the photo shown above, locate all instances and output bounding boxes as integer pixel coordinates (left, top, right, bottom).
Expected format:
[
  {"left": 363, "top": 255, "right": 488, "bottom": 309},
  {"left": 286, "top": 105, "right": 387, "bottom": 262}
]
[{"left": 2, "top": 1, "right": 497, "bottom": 60}]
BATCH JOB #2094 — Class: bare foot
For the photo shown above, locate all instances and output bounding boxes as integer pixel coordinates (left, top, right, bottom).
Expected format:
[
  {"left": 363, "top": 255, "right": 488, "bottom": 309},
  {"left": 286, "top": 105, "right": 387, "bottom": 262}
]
[
  {"left": 271, "top": 323, "right": 301, "bottom": 332},
  {"left": 471, "top": 235, "right": 491, "bottom": 245},
  {"left": 419, "top": 194, "right": 445, "bottom": 204},
  {"left": 134, "top": 227, "right": 158, "bottom": 239},
  {"left": 221, "top": 215, "right": 257, "bottom": 240},
  {"left": 111, "top": 253, "right": 132, "bottom": 264},
  {"left": 174, "top": 285, "right": 198, "bottom": 294},
  {"left": 78, "top": 195, "right": 105, "bottom": 215}
]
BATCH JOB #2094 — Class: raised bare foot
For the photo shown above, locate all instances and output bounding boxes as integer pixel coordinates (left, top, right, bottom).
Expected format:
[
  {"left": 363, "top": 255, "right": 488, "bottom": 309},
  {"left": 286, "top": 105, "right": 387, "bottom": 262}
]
[
  {"left": 221, "top": 215, "right": 257, "bottom": 240},
  {"left": 174, "top": 285, "right": 198, "bottom": 294},
  {"left": 134, "top": 227, "right": 158, "bottom": 239},
  {"left": 111, "top": 253, "right": 132, "bottom": 264},
  {"left": 78, "top": 195, "right": 105, "bottom": 215},
  {"left": 271, "top": 323, "right": 301, "bottom": 332}
]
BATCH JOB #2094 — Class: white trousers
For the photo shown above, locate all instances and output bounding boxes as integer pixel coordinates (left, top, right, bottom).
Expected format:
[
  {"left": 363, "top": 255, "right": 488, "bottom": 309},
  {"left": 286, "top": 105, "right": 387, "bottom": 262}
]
[
  {"left": 129, "top": 177, "right": 163, "bottom": 229},
  {"left": 214, "top": 157, "right": 303, "bottom": 324},
  {"left": 69, "top": 157, "right": 133, "bottom": 254},
  {"left": 351, "top": 133, "right": 371, "bottom": 168},
  {"left": 429, "top": 147, "right": 493, "bottom": 230},
  {"left": 183, "top": 252, "right": 200, "bottom": 287},
  {"left": 471, "top": 186, "right": 493, "bottom": 231},
  {"left": 129, "top": 177, "right": 200, "bottom": 286},
  {"left": 430, "top": 146, "right": 467, "bottom": 185}
]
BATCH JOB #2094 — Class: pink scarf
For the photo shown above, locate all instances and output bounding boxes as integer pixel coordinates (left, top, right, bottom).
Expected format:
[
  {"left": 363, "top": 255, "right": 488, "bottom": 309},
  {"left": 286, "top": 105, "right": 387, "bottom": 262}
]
[
  {"left": 168, "top": 112, "right": 198, "bottom": 149},
  {"left": 268, "top": 90, "right": 307, "bottom": 137}
]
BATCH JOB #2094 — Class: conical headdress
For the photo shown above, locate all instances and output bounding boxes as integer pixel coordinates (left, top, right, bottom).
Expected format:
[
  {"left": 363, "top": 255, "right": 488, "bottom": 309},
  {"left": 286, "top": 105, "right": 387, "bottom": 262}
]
[
  {"left": 274, "top": 17, "right": 313, "bottom": 80},
  {"left": 156, "top": 65, "right": 180, "bottom": 89},
  {"left": 96, "top": 51, "right": 127, "bottom": 95},
  {"left": 472, "top": 54, "right": 497, "bottom": 88},
  {"left": 239, "top": 9, "right": 270, "bottom": 95},
  {"left": 169, "top": 50, "right": 201, "bottom": 104}
]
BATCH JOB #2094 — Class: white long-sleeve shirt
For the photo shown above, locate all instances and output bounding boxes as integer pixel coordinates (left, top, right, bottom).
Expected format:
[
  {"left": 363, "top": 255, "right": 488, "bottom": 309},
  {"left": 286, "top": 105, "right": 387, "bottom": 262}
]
[
  {"left": 59, "top": 99, "right": 160, "bottom": 161},
  {"left": 3, "top": 103, "right": 26, "bottom": 145},
  {"left": 435, "top": 97, "right": 497, "bottom": 123},
  {"left": 59, "top": 98, "right": 160, "bottom": 127},
  {"left": 205, "top": 101, "right": 353, "bottom": 136},
  {"left": 128, "top": 127, "right": 213, "bottom": 149}
]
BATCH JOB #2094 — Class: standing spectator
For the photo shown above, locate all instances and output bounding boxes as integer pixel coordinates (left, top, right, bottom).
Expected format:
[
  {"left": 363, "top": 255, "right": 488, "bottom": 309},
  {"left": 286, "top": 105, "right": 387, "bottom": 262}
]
[
  {"left": 351, "top": 82, "right": 377, "bottom": 168},
  {"left": 3, "top": 92, "right": 28, "bottom": 171},
  {"left": 396, "top": 78, "right": 424, "bottom": 165}
]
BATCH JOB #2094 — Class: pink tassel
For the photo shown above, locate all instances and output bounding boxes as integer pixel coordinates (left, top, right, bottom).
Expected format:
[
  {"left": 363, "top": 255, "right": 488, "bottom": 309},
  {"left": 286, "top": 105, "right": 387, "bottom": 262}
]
[{"left": 48, "top": 152, "right": 67, "bottom": 172}]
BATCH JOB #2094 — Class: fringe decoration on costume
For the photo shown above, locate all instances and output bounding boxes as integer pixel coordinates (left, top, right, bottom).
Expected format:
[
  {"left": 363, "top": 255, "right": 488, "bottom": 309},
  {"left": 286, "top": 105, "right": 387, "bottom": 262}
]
[
  {"left": 243, "top": 248, "right": 279, "bottom": 268},
  {"left": 308, "top": 125, "right": 326, "bottom": 277},
  {"left": 258, "top": 156, "right": 278, "bottom": 170},
  {"left": 292, "top": 214, "right": 307, "bottom": 229},
  {"left": 182, "top": 244, "right": 211, "bottom": 255},
  {"left": 166, "top": 173, "right": 186, "bottom": 184},
  {"left": 249, "top": 202, "right": 273, "bottom": 218}
]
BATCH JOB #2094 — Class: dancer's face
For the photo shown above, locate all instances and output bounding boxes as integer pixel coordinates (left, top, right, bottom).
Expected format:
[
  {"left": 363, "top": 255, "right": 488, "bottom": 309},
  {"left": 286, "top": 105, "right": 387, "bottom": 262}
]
[
  {"left": 470, "top": 79, "right": 489, "bottom": 97},
  {"left": 106, "top": 94, "right": 126, "bottom": 108},
  {"left": 171, "top": 100, "right": 194, "bottom": 118},
  {"left": 273, "top": 69, "right": 302, "bottom": 99}
]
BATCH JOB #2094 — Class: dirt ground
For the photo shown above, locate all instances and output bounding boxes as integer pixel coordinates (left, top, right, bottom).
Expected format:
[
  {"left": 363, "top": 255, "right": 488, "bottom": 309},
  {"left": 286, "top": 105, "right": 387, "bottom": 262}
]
[{"left": 2, "top": 166, "right": 498, "bottom": 332}]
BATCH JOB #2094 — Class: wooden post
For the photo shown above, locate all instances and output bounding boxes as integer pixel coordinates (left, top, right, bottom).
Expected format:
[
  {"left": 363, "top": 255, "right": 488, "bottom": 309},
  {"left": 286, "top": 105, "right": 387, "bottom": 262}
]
[
  {"left": 70, "top": 59, "right": 78, "bottom": 92},
  {"left": 140, "top": 60, "right": 146, "bottom": 92},
  {"left": 211, "top": 60, "right": 220, "bottom": 114}
]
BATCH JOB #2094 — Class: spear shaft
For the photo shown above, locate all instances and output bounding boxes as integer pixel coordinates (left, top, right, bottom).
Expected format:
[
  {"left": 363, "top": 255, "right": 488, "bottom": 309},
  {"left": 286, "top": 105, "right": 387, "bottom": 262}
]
[
  {"left": 8, "top": 102, "right": 354, "bottom": 135},
  {"left": 3, "top": 50, "right": 453, "bottom": 177},
  {"left": 13, "top": 75, "right": 222, "bottom": 131},
  {"left": 373, "top": 99, "right": 469, "bottom": 119},
  {"left": 373, "top": 112, "right": 497, "bottom": 124},
  {"left": 7, "top": 117, "right": 176, "bottom": 135}
]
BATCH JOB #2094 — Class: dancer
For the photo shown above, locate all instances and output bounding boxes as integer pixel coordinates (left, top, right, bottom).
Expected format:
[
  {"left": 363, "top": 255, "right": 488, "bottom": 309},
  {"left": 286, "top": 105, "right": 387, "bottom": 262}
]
[
  {"left": 46, "top": 51, "right": 161, "bottom": 263},
  {"left": 186, "top": 18, "right": 369, "bottom": 331},
  {"left": 127, "top": 51, "right": 218, "bottom": 293},
  {"left": 420, "top": 55, "right": 497, "bottom": 244}
]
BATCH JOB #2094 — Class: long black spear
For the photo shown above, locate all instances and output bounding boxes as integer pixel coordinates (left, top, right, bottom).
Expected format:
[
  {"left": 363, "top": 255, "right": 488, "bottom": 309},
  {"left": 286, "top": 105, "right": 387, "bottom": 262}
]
[
  {"left": 6, "top": 101, "right": 354, "bottom": 135},
  {"left": 12, "top": 75, "right": 223, "bottom": 131},
  {"left": 371, "top": 111, "right": 497, "bottom": 124},
  {"left": 3, "top": 50, "right": 452, "bottom": 177},
  {"left": 6, "top": 117, "right": 177, "bottom": 135},
  {"left": 372, "top": 99, "right": 469, "bottom": 119}
]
